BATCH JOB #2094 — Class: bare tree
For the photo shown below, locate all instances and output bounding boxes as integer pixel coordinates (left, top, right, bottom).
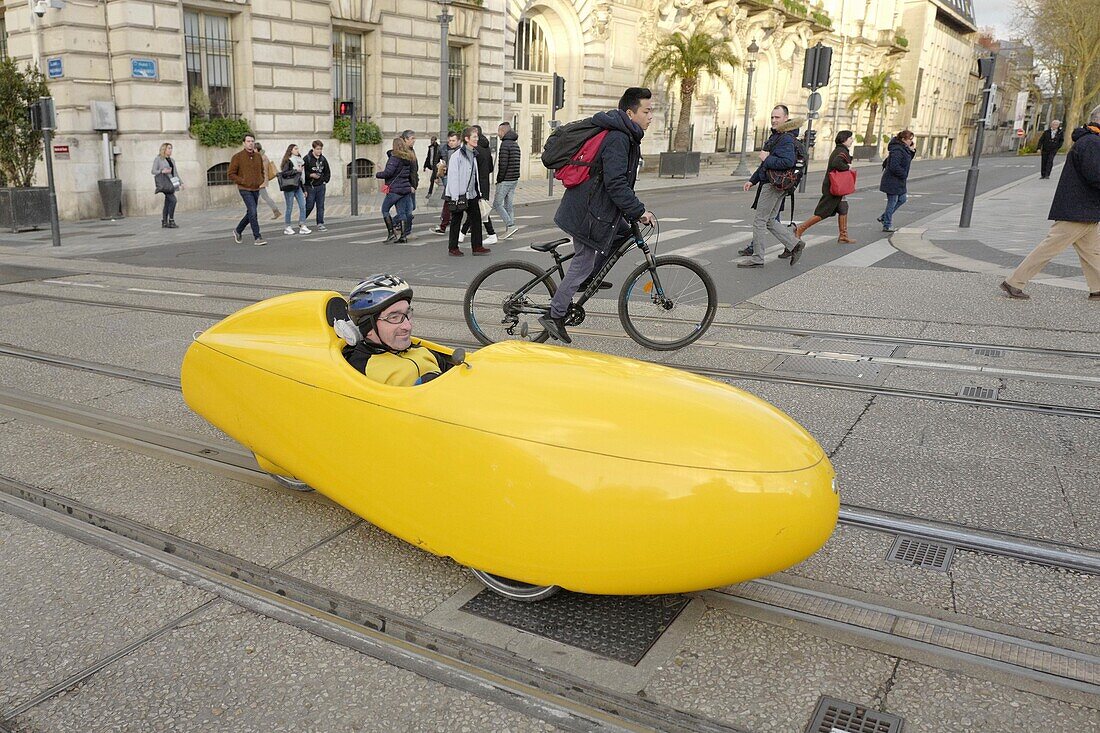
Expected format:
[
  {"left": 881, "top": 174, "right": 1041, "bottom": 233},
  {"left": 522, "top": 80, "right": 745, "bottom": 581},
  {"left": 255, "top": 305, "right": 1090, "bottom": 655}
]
[{"left": 1016, "top": 0, "right": 1100, "bottom": 132}]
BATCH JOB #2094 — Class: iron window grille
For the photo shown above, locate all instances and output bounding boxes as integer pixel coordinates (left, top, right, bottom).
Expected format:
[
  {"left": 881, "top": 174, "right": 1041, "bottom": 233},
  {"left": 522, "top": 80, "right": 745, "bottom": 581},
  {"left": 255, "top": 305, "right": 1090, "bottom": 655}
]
[
  {"left": 0, "top": 15, "right": 8, "bottom": 59},
  {"left": 514, "top": 18, "right": 549, "bottom": 73},
  {"left": 185, "top": 11, "right": 236, "bottom": 119},
  {"left": 206, "top": 162, "right": 232, "bottom": 186},
  {"left": 345, "top": 159, "right": 374, "bottom": 179},
  {"left": 448, "top": 45, "right": 466, "bottom": 124},
  {"left": 333, "top": 30, "right": 369, "bottom": 120}
]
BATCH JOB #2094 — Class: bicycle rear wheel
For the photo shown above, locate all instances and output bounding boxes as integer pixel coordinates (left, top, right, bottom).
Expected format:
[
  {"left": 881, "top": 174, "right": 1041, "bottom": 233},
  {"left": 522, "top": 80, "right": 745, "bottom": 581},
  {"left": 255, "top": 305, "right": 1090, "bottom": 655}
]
[
  {"left": 618, "top": 255, "right": 717, "bottom": 350},
  {"left": 464, "top": 260, "right": 556, "bottom": 345}
]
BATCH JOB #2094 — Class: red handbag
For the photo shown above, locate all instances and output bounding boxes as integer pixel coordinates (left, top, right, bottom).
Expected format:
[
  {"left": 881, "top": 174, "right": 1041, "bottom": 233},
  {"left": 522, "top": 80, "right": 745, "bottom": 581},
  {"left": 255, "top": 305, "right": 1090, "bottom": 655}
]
[{"left": 828, "top": 169, "right": 857, "bottom": 196}]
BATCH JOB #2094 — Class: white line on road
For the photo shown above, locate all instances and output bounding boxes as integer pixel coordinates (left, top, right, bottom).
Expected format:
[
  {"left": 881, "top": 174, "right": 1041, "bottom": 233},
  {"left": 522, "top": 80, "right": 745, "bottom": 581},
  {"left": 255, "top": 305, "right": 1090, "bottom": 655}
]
[
  {"left": 659, "top": 217, "right": 689, "bottom": 222},
  {"left": 666, "top": 232, "right": 752, "bottom": 258},
  {"left": 43, "top": 280, "right": 105, "bottom": 288},
  {"left": 127, "top": 287, "right": 205, "bottom": 297},
  {"left": 656, "top": 229, "right": 700, "bottom": 242},
  {"left": 513, "top": 215, "right": 542, "bottom": 220},
  {"left": 711, "top": 218, "right": 743, "bottom": 224}
]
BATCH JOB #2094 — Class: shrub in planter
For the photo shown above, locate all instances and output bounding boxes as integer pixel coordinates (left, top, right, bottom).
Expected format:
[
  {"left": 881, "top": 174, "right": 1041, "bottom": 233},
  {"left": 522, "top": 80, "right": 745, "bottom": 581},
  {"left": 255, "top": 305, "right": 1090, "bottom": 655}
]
[
  {"left": 333, "top": 117, "right": 382, "bottom": 145},
  {"left": 0, "top": 58, "right": 49, "bottom": 187},
  {"left": 190, "top": 116, "right": 253, "bottom": 147}
]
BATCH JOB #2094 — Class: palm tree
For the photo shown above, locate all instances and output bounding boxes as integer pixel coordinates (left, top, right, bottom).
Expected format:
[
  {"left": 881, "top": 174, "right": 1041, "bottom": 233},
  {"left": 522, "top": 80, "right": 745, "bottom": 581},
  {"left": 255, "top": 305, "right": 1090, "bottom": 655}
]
[
  {"left": 644, "top": 29, "right": 739, "bottom": 152},
  {"left": 847, "top": 70, "right": 906, "bottom": 145}
]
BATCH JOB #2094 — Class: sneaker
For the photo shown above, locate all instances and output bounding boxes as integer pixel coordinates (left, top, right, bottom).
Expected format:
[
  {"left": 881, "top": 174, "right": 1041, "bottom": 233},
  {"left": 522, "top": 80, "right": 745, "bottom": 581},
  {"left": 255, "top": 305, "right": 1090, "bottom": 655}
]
[
  {"left": 429, "top": 226, "right": 446, "bottom": 235},
  {"left": 1089, "top": 292, "right": 1100, "bottom": 300},
  {"left": 737, "top": 260, "right": 764, "bottom": 268},
  {"left": 448, "top": 248, "right": 464, "bottom": 257},
  {"left": 254, "top": 238, "right": 267, "bottom": 246},
  {"left": 298, "top": 224, "right": 311, "bottom": 234},
  {"left": 503, "top": 226, "right": 519, "bottom": 240},
  {"left": 881, "top": 226, "right": 897, "bottom": 233},
  {"left": 317, "top": 224, "right": 328, "bottom": 232},
  {"left": 788, "top": 239, "right": 806, "bottom": 266},
  {"left": 271, "top": 210, "right": 282, "bottom": 220},
  {"left": 233, "top": 229, "right": 242, "bottom": 244},
  {"left": 538, "top": 315, "right": 572, "bottom": 344},
  {"left": 283, "top": 226, "right": 296, "bottom": 236},
  {"left": 472, "top": 246, "right": 491, "bottom": 255},
  {"left": 778, "top": 249, "right": 792, "bottom": 259},
  {"left": 738, "top": 245, "right": 755, "bottom": 257},
  {"left": 876, "top": 215, "right": 884, "bottom": 223},
  {"left": 483, "top": 234, "right": 499, "bottom": 245},
  {"left": 1000, "top": 281, "right": 1030, "bottom": 300}
]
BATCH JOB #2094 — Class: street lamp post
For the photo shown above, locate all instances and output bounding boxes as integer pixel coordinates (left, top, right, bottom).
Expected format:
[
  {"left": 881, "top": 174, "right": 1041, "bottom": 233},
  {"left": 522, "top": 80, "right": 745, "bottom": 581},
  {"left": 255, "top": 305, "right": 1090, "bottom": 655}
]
[
  {"left": 438, "top": 1, "right": 453, "bottom": 141},
  {"left": 732, "top": 40, "right": 759, "bottom": 177},
  {"left": 929, "top": 88, "right": 940, "bottom": 157}
]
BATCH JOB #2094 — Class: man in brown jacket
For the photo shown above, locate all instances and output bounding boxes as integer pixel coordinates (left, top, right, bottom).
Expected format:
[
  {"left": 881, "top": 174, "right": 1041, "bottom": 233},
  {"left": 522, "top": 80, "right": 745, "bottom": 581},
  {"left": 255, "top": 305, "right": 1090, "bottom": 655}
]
[{"left": 228, "top": 133, "right": 267, "bottom": 245}]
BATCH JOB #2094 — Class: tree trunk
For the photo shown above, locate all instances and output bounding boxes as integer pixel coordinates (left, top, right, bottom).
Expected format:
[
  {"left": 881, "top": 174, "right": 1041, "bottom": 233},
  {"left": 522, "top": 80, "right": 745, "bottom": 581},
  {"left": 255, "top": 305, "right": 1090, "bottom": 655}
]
[
  {"left": 674, "top": 79, "right": 696, "bottom": 152},
  {"left": 864, "top": 102, "right": 878, "bottom": 145},
  {"left": 1065, "top": 69, "right": 1085, "bottom": 145}
]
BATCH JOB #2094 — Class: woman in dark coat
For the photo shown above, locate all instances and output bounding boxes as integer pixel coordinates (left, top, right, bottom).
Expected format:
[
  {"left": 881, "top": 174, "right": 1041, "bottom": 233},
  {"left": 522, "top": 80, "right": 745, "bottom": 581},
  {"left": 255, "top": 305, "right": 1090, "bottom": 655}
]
[
  {"left": 878, "top": 129, "right": 916, "bottom": 232},
  {"left": 377, "top": 137, "right": 417, "bottom": 243},
  {"left": 794, "top": 130, "right": 856, "bottom": 243}
]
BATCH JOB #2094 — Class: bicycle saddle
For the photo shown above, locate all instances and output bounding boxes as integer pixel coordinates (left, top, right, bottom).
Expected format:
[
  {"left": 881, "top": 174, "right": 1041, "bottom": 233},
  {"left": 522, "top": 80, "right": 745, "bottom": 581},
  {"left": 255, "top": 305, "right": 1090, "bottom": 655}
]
[{"left": 531, "top": 238, "right": 571, "bottom": 252}]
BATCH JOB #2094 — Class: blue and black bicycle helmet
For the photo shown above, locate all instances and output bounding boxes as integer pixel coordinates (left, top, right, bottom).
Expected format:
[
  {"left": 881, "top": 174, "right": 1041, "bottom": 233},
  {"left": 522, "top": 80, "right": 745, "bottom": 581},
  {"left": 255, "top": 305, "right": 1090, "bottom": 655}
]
[{"left": 347, "top": 274, "right": 413, "bottom": 335}]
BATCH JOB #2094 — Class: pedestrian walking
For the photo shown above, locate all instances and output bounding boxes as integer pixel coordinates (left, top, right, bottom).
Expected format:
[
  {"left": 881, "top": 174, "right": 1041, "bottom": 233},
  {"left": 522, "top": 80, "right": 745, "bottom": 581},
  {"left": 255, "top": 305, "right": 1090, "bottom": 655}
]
[
  {"left": 737, "top": 104, "right": 806, "bottom": 268},
  {"left": 794, "top": 130, "right": 857, "bottom": 244},
  {"left": 1038, "top": 120, "right": 1064, "bottom": 179},
  {"left": 151, "top": 142, "right": 181, "bottom": 229},
  {"left": 400, "top": 130, "right": 419, "bottom": 235},
  {"left": 444, "top": 126, "right": 491, "bottom": 257},
  {"left": 424, "top": 135, "right": 441, "bottom": 197},
  {"left": 228, "top": 133, "right": 267, "bottom": 246},
  {"left": 1001, "top": 105, "right": 1100, "bottom": 301},
  {"left": 494, "top": 122, "right": 521, "bottom": 239},
  {"left": 303, "top": 140, "right": 331, "bottom": 231},
  {"left": 878, "top": 130, "right": 916, "bottom": 233},
  {"left": 431, "top": 132, "right": 461, "bottom": 234},
  {"left": 459, "top": 125, "right": 498, "bottom": 245},
  {"left": 253, "top": 143, "right": 282, "bottom": 220},
  {"left": 279, "top": 144, "right": 310, "bottom": 236},
  {"left": 377, "top": 136, "right": 417, "bottom": 244},
  {"left": 541, "top": 87, "right": 655, "bottom": 343}
]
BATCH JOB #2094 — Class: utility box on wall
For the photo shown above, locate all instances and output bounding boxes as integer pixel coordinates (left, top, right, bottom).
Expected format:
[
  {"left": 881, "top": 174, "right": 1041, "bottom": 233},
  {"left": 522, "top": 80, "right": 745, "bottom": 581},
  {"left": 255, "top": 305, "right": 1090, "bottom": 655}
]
[{"left": 91, "top": 101, "right": 118, "bottom": 131}]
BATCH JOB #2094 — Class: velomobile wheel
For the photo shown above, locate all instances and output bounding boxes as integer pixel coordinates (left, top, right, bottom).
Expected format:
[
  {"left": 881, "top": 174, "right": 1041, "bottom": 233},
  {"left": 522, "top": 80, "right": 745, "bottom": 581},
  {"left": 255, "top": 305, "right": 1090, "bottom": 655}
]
[
  {"left": 268, "top": 473, "right": 314, "bottom": 492},
  {"left": 470, "top": 568, "right": 561, "bottom": 602},
  {"left": 618, "top": 255, "right": 717, "bottom": 350},
  {"left": 464, "top": 260, "right": 556, "bottom": 346}
]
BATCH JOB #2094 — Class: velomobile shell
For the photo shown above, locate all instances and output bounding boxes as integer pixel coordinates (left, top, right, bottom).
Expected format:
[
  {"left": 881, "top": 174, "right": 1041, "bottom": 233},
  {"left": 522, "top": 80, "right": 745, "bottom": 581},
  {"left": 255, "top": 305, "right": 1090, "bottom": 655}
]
[{"left": 181, "top": 291, "right": 838, "bottom": 595}]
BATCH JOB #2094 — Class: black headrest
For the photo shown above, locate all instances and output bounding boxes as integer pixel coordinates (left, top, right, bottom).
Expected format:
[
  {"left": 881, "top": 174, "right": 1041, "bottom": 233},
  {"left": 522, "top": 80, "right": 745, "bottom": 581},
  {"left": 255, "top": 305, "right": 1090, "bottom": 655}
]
[{"left": 326, "top": 296, "right": 349, "bottom": 323}]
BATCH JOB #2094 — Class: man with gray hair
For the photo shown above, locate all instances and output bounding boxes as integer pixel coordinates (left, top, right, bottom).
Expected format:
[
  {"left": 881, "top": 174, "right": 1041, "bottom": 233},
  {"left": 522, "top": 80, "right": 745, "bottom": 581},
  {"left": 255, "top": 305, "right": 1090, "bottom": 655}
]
[
  {"left": 1001, "top": 105, "right": 1100, "bottom": 300},
  {"left": 1038, "top": 119, "right": 1063, "bottom": 179}
]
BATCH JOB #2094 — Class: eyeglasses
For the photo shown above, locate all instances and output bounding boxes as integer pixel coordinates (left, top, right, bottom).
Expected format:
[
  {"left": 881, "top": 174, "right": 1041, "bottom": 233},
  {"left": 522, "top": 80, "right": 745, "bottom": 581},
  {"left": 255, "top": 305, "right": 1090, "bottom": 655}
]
[{"left": 378, "top": 307, "right": 413, "bottom": 325}]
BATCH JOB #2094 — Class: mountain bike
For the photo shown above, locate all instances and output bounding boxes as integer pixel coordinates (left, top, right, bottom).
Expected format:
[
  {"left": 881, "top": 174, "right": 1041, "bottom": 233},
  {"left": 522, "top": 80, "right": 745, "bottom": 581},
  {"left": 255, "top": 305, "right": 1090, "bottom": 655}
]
[{"left": 463, "top": 220, "right": 717, "bottom": 350}]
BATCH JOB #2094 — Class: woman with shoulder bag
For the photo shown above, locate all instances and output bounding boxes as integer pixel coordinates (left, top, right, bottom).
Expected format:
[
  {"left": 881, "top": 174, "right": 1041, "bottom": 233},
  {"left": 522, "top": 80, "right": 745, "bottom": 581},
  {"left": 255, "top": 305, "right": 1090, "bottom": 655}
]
[
  {"left": 794, "top": 130, "right": 857, "bottom": 243},
  {"left": 444, "top": 127, "right": 491, "bottom": 257},
  {"left": 152, "top": 142, "right": 182, "bottom": 228},
  {"left": 376, "top": 137, "right": 417, "bottom": 244},
  {"left": 253, "top": 143, "right": 282, "bottom": 221},
  {"left": 279, "top": 144, "right": 310, "bottom": 235}
]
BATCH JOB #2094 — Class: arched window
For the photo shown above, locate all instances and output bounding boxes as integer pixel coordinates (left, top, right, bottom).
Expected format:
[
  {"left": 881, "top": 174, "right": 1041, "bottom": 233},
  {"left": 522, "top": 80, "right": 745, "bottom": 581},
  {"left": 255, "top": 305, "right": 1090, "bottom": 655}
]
[
  {"left": 514, "top": 19, "right": 549, "bottom": 73},
  {"left": 206, "top": 162, "right": 231, "bottom": 186},
  {"left": 345, "top": 158, "right": 374, "bottom": 178}
]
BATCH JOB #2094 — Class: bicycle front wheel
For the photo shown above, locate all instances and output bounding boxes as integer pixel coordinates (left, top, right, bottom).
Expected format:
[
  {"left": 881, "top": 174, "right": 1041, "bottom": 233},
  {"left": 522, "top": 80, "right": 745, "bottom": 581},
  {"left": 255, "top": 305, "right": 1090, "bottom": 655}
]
[
  {"left": 464, "top": 260, "right": 556, "bottom": 345},
  {"left": 618, "top": 255, "right": 717, "bottom": 350}
]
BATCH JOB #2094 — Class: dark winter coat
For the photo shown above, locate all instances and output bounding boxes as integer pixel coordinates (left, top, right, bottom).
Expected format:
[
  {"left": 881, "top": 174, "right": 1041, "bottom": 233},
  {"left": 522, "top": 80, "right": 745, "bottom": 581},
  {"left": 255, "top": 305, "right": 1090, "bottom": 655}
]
[
  {"left": 424, "top": 142, "right": 441, "bottom": 171},
  {"left": 473, "top": 134, "right": 493, "bottom": 199},
  {"left": 553, "top": 109, "right": 646, "bottom": 255},
  {"left": 749, "top": 118, "right": 803, "bottom": 186},
  {"left": 496, "top": 130, "right": 521, "bottom": 183},
  {"left": 1038, "top": 127, "right": 1064, "bottom": 154},
  {"left": 879, "top": 137, "right": 914, "bottom": 195},
  {"left": 814, "top": 145, "right": 853, "bottom": 219},
  {"left": 376, "top": 151, "right": 416, "bottom": 195},
  {"left": 303, "top": 151, "right": 331, "bottom": 188},
  {"left": 1048, "top": 124, "right": 1100, "bottom": 222}
]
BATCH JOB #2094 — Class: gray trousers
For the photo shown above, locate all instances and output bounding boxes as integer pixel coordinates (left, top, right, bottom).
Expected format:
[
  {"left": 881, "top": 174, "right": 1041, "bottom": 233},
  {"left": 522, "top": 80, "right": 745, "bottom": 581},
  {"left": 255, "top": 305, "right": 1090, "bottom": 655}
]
[
  {"left": 257, "top": 185, "right": 280, "bottom": 213},
  {"left": 551, "top": 242, "right": 607, "bottom": 319},
  {"left": 751, "top": 184, "right": 798, "bottom": 263}
]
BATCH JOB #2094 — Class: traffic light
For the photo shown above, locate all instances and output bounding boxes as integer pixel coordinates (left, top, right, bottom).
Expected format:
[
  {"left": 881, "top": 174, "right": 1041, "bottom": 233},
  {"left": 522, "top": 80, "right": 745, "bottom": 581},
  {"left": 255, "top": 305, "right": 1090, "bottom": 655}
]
[
  {"left": 28, "top": 97, "right": 55, "bottom": 131},
  {"left": 337, "top": 100, "right": 355, "bottom": 117},
  {"left": 801, "top": 43, "right": 832, "bottom": 90},
  {"left": 977, "top": 56, "right": 995, "bottom": 80},
  {"left": 806, "top": 129, "right": 818, "bottom": 147},
  {"left": 552, "top": 73, "right": 565, "bottom": 112}
]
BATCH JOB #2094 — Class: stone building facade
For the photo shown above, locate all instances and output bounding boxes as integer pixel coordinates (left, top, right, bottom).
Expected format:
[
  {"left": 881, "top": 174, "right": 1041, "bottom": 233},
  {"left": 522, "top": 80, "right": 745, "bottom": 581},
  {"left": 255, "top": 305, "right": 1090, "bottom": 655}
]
[{"left": 0, "top": 0, "right": 980, "bottom": 221}]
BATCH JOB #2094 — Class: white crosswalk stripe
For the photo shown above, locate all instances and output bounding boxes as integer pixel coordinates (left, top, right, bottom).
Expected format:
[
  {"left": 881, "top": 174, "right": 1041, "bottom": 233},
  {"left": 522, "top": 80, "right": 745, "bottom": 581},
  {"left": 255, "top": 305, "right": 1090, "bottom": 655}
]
[
  {"left": 665, "top": 232, "right": 751, "bottom": 258},
  {"left": 711, "top": 218, "right": 744, "bottom": 224},
  {"left": 728, "top": 233, "right": 833, "bottom": 263},
  {"left": 656, "top": 228, "right": 699, "bottom": 241}
]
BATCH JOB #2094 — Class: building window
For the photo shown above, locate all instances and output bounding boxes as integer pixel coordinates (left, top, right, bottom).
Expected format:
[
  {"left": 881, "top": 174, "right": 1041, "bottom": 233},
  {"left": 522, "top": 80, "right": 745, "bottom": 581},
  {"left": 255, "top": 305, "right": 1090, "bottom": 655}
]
[
  {"left": 185, "top": 11, "right": 235, "bottom": 118},
  {"left": 333, "top": 30, "right": 367, "bottom": 119},
  {"left": 346, "top": 158, "right": 374, "bottom": 179},
  {"left": 530, "top": 114, "right": 543, "bottom": 154},
  {"left": 448, "top": 45, "right": 466, "bottom": 123},
  {"left": 206, "top": 163, "right": 232, "bottom": 186},
  {"left": 514, "top": 19, "right": 549, "bottom": 73},
  {"left": 0, "top": 15, "right": 7, "bottom": 59}
]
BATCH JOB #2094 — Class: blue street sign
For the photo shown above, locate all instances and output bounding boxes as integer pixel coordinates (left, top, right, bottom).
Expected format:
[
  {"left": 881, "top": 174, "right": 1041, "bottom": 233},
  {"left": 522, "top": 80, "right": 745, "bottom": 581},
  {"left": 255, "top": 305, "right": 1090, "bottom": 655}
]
[
  {"left": 46, "top": 58, "right": 62, "bottom": 79},
  {"left": 131, "top": 58, "right": 158, "bottom": 79}
]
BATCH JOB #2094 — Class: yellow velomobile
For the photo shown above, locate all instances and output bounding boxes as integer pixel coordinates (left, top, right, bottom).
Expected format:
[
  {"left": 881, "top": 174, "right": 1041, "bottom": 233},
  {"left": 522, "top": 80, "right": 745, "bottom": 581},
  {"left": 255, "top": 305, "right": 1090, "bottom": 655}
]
[{"left": 181, "top": 290, "right": 838, "bottom": 600}]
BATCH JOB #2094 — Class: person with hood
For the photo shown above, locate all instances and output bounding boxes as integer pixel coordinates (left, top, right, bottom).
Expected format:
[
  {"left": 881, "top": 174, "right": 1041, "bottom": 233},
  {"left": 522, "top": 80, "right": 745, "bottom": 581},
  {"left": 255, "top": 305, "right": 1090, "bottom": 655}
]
[
  {"left": 878, "top": 130, "right": 916, "bottom": 232},
  {"left": 459, "top": 125, "right": 499, "bottom": 245},
  {"left": 494, "top": 121, "right": 521, "bottom": 239},
  {"left": 1038, "top": 120, "right": 1064, "bottom": 179},
  {"left": 377, "top": 136, "right": 417, "bottom": 243},
  {"left": 793, "top": 130, "right": 857, "bottom": 244},
  {"left": 541, "top": 87, "right": 656, "bottom": 343},
  {"left": 1001, "top": 105, "right": 1100, "bottom": 301},
  {"left": 738, "top": 104, "right": 807, "bottom": 268},
  {"left": 444, "top": 126, "right": 491, "bottom": 256}
]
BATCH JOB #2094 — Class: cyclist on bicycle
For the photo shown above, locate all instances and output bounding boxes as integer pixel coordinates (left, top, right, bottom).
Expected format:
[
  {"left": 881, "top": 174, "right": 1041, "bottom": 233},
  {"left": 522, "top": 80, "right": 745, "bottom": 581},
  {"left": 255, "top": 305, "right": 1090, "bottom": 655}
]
[
  {"left": 342, "top": 274, "right": 453, "bottom": 386},
  {"left": 540, "top": 87, "right": 655, "bottom": 343}
]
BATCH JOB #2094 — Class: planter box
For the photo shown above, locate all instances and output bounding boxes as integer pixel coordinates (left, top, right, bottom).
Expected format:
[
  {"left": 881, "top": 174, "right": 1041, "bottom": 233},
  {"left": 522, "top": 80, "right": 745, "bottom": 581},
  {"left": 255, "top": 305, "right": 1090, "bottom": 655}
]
[
  {"left": 658, "top": 151, "right": 701, "bottom": 178},
  {"left": 852, "top": 145, "right": 879, "bottom": 160},
  {"left": 0, "top": 187, "right": 51, "bottom": 232}
]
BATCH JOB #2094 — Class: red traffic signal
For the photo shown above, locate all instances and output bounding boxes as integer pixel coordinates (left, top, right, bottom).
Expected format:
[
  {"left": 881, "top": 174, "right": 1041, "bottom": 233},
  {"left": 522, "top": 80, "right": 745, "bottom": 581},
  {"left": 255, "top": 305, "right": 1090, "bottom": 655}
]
[{"left": 337, "top": 100, "right": 355, "bottom": 117}]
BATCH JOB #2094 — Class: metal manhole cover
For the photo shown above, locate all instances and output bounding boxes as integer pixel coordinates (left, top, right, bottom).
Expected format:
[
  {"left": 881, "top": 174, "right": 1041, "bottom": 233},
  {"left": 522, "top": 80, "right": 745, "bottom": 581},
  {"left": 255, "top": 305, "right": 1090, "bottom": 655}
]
[
  {"left": 887, "top": 536, "right": 955, "bottom": 572},
  {"left": 771, "top": 354, "right": 885, "bottom": 383},
  {"left": 806, "top": 696, "right": 904, "bottom": 733},
  {"left": 958, "top": 385, "right": 999, "bottom": 400},
  {"left": 972, "top": 347, "right": 1005, "bottom": 358},
  {"left": 460, "top": 591, "right": 689, "bottom": 665},
  {"left": 801, "top": 338, "right": 899, "bottom": 357}
]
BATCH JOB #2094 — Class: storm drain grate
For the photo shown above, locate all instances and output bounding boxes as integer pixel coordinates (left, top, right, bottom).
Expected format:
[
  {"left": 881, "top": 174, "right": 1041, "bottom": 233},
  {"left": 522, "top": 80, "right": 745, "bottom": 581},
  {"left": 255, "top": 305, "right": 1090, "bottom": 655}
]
[
  {"left": 770, "top": 354, "right": 885, "bottom": 384},
  {"left": 801, "top": 338, "right": 899, "bottom": 357},
  {"left": 887, "top": 535, "right": 955, "bottom": 572},
  {"left": 972, "top": 347, "right": 1005, "bottom": 358},
  {"left": 806, "top": 695, "right": 905, "bottom": 733},
  {"left": 957, "top": 385, "right": 999, "bottom": 400},
  {"left": 461, "top": 591, "right": 689, "bottom": 665}
]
